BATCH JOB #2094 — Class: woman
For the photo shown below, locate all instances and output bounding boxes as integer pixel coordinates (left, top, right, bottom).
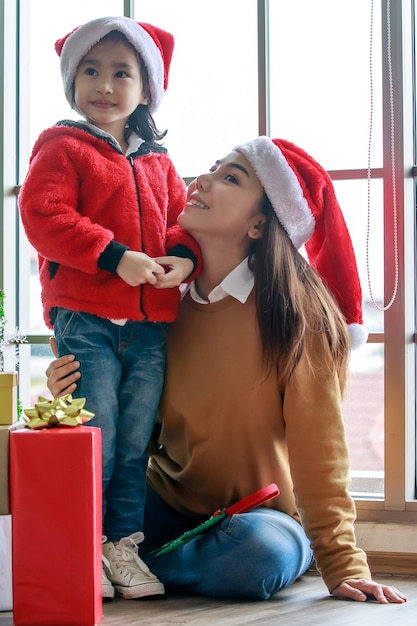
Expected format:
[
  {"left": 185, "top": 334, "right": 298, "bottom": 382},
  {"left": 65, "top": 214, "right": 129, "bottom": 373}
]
[{"left": 46, "top": 136, "right": 406, "bottom": 604}]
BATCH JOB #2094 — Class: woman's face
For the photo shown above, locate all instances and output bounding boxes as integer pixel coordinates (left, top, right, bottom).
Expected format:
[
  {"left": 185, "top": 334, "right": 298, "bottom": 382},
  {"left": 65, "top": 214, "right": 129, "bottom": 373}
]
[{"left": 178, "top": 150, "right": 265, "bottom": 244}]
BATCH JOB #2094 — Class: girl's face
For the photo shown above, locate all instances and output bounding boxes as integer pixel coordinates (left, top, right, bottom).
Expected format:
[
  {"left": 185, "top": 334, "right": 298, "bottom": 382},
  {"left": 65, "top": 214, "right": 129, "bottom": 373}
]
[
  {"left": 74, "top": 35, "right": 147, "bottom": 137},
  {"left": 178, "top": 150, "right": 266, "bottom": 245}
]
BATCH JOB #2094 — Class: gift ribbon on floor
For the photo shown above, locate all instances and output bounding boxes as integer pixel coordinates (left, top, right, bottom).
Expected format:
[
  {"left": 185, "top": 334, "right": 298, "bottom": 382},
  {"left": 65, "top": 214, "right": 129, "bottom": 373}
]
[{"left": 152, "top": 483, "right": 280, "bottom": 556}]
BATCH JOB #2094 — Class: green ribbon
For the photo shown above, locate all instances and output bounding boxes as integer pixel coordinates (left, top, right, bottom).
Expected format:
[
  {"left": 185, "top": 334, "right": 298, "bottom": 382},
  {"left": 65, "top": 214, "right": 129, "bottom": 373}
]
[
  {"left": 152, "top": 510, "right": 227, "bottom": 556},
  {"left": 24, "top": 395, "right": 94, "bottom": 429}
]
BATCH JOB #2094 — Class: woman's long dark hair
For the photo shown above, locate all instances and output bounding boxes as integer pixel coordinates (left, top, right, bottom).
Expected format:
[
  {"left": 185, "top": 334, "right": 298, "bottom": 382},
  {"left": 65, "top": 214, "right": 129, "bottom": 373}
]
[{"left": 250, "top": 193, "right": 350, "bottom": 392}]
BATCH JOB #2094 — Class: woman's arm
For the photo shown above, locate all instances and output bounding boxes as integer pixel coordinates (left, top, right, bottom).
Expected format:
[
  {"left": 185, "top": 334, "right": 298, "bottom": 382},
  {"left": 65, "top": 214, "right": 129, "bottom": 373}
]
[{"left": 45, "top": 337, "right": 80, "bottom": 398}]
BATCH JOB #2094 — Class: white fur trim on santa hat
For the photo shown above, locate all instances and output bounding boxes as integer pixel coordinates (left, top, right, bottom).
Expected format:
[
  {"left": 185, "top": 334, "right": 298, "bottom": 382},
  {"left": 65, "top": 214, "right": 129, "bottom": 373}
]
[
  {"left": 348, "top": 323, "right": 368, "bottom": 350},
  {"left": 59, "top": 16, "right": 164, "bottom": 114},
  {"left": 234, "top": 136, "right": 315, "bottom": 249}
]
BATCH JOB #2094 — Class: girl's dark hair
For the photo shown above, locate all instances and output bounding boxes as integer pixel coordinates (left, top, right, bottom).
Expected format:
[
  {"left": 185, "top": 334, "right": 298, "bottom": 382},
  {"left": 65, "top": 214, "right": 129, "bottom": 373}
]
[
  {"left": 250, "top": 193, "right": 350, "bottom": 392},
  {"left": 115, "top": 31, "right": 168, "bottom": 146},
  {"left": 125, "top": 48, "right": 167, "bottom": 145},
  {"left": 126, "top": 103, "right": 167, "bottom": 145}
]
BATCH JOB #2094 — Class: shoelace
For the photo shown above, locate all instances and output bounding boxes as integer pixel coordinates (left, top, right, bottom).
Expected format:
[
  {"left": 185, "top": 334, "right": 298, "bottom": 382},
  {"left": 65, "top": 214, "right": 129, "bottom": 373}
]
[{"left": 114, "top": 534, "right": 151, "bottom": 575}]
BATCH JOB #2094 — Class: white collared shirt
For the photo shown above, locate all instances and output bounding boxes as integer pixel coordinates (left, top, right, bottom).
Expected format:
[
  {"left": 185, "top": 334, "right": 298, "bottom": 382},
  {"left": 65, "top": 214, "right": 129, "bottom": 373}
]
[{"left": 184, "top": 257, "right": 254, "bottom": 304}]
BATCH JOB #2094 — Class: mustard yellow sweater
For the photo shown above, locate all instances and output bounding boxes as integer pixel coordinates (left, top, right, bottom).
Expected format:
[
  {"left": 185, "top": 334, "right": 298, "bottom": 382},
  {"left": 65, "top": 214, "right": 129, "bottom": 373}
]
[{"left": 147, "top": 290, "right": 371, "bottom": 592}]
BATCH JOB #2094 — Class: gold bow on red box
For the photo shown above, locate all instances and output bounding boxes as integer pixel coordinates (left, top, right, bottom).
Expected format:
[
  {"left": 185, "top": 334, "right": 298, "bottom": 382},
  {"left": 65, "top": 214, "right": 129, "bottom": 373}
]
[{"left": 24, "top": 395, "right": 94, "bottom": 429}]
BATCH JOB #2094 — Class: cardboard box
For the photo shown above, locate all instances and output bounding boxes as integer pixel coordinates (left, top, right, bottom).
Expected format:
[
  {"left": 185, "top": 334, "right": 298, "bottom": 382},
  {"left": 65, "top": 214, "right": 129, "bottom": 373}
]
[
  {"left": 11, "top": 427, "right": 103, "bottom": 626},
  {"left": 0, "top": 425, "right": 11, "bottom": 515},
  {"left": 0, "top": 515, "right": 12, "bottom": 611},
  {"left": 0, "top": 372, "right": 18, "bottom": 425},
  {"left": 0, "top": 422, "right": 24, "bottom": 515}
]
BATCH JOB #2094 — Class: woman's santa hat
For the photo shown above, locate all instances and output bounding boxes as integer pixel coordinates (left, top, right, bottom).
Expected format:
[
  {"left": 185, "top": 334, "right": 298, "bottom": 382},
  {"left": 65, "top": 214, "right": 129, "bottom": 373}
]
[
  {"left": 55, "top": 16, "right": 174, "bottom": 114},
  {"left": 235, "top": 136, "right": 367, "bottom": 349}
]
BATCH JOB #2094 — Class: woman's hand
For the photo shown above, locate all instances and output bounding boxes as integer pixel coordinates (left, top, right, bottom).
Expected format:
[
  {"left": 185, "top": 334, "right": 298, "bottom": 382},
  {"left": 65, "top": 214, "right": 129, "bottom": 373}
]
[
  {"left": 45, "top": 336, "right": 80, "bottom": 398},
  {"left": 332, "top": 578, "right": 407, "bottom": 603}
]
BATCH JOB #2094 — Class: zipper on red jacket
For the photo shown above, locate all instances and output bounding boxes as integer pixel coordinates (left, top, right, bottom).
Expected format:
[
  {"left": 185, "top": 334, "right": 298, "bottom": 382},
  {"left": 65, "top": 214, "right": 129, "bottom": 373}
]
[{"left": 128, "top": 155, "right": 147, "bottom": 320}]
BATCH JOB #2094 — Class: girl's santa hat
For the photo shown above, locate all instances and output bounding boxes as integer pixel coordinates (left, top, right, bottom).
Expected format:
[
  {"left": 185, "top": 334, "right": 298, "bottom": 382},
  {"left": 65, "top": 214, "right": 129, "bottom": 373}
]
[
  {"left": 55, "top": 16, "right": 174, "bottom": 114},
  {"left": 235, "top": 136, "right": 367, "bottom": 349}
]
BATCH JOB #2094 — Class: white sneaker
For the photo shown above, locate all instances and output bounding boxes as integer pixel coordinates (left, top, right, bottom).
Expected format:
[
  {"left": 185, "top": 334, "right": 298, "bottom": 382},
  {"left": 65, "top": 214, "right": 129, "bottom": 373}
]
[
  {"left": 102, "top": 562, "right": 115, "bottom": 601},
  {"left": 101, "top": 536, "right": 115, "bottom": 601},
  {"left": 102, "top": 531, "right": 165, "bottom": 599}
]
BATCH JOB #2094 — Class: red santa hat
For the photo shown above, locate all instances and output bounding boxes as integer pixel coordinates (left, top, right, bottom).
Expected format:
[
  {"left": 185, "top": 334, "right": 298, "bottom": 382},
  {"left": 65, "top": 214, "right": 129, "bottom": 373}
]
[
  {"left": 55, "top": 16, "right": 174, "bottom": 115},
  {"left": 234, "top": 136, "right": 367, "bottom": 349}
]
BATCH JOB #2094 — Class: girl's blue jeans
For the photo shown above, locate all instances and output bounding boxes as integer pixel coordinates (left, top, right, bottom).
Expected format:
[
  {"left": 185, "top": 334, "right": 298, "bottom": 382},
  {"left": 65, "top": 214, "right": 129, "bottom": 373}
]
[
  {"left": 53, "top": 308, "right": 167, "bottom": 541},
  {"left": 141, "top": 486, "right": 313, "bottom": 600}
]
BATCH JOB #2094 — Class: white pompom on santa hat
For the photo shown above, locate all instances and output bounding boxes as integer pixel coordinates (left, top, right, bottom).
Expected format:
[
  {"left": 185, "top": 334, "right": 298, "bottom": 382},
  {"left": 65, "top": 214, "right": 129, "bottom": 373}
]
[
  {"left": 55, "top": 16, "right": 174, "bottom": 115},
  {"left": 234, "top": 136, "right": 368, "bottom": 349}
]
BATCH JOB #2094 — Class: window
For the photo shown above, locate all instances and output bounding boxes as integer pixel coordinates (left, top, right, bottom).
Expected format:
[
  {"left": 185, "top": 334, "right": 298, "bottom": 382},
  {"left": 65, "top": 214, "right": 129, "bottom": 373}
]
[
  {"left": 268, "top": 0, "right": 386, "bottom": 497},
  {"left": 1, "top": 0, "right": 416, "bottom": 543}
]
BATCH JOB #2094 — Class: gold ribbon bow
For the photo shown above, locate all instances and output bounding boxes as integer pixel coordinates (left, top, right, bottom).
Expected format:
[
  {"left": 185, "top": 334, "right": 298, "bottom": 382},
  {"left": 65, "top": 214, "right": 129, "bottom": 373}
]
[{"left": 24, "top": 395, "right": 94, "bottom": 429}]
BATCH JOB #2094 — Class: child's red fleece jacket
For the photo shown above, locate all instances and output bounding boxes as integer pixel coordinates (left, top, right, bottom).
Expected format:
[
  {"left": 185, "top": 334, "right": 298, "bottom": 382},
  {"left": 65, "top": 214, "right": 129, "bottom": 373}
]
[{"left": 19, "top": 121, "right": 202, "bottom": 328}]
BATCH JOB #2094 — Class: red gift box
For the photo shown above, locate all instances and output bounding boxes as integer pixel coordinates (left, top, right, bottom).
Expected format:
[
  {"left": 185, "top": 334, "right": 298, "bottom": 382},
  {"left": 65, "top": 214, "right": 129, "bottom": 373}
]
[{"left": 10, "top": 426, "right": 103, "bottom": 626}]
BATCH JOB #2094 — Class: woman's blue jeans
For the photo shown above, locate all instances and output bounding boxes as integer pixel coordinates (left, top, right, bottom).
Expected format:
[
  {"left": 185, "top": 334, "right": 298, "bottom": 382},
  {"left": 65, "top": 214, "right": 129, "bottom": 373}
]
[
  {"left": 141, "top": 487, "right": 313, "bottom": 600},
  {"left": 53, "top": 308, "right": 167, "bottom": 541}
]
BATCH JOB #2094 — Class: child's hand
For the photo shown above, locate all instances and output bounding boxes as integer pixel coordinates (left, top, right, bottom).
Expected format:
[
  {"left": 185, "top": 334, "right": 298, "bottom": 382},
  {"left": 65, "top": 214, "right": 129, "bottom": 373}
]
[
  {"left": 116, "top": 251, "right": 165, "bottom": 286},
  {"left": 153, "top": 256, "right": 194, "bottom": 289}
]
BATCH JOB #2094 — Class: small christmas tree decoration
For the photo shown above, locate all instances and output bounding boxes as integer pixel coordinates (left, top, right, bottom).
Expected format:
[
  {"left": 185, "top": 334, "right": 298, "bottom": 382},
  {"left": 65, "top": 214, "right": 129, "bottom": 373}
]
[
  {"left": 0, "top": 290, "right": 27, "bottom": 422},
  {"left": 0, "top": 290, "right": 27, "bottom": 373}
]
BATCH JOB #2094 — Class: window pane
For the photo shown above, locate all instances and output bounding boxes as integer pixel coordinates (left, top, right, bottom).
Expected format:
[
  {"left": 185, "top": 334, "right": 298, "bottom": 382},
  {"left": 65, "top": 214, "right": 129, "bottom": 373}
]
[
  {"left": 333, "top": 179, "right": 384, "bottom": 334},
  {"left": 345, "top": 343, "right": 384, "bottom": 497},
  {"left": 19, "top": 0, "right": 125, "bottom": 337},
  {"left": 269, "top": 0, "right": 382, "bottom": 171},
  {"left": 18, "top": 344, "right": 54, "bottom": 408},
  {"left": 333, "top": 178, "right": 384, "bottom": 496},
  {"left": 25, "top": 0, "right": 125, "bottom": 149},
  {"left": 134, "top": 0, "right": 259, "bottom": 177},
  {"left": 413, "top": 0, "right": 417, "bottom": 502}
]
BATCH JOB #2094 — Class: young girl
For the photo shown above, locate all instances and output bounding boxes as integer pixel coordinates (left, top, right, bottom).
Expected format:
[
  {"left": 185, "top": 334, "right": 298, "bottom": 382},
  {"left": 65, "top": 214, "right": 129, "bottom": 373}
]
[
  {"left": 19, "top": 16, "right": 201, "bottom": 602},
  {"left": 46, "top": 136, "right": 407, "bottom": 605}
]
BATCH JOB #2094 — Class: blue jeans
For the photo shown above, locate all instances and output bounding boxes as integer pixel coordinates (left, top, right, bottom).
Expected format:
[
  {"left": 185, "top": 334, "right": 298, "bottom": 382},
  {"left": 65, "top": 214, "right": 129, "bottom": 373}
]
[
  {"left": 53, "top": 308, "right": 167, "bottom": 541},
  {"left": 141, "top": 487, "right": 313, "bottom": 600}
]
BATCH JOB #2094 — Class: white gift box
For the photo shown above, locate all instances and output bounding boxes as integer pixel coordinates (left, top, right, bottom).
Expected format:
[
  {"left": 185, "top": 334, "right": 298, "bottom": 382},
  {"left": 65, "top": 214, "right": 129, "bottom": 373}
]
[{"left": 0, "top": 515, "right": 12, "bottom": 611}]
